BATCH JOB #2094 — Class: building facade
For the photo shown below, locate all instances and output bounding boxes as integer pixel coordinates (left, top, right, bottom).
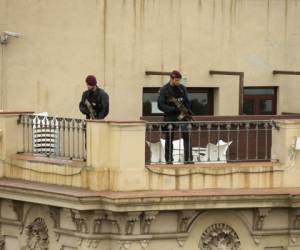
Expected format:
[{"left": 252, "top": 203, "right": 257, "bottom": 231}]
[
  {"left": 1, "top": 0, "right": 300, "bottom": 250},
  {"left": 0, "top": 0, "right": 300, "bottom": 119}
]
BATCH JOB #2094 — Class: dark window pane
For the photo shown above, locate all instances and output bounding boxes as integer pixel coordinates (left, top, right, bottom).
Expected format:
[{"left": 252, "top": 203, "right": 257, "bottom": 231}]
[
  {"left": 243, "top": 100, "right": 255, "bottom": 115},
  {"left": 260, "top": 99, "right": 273, "bottom": 114},
  {"left": 243, "top": 87, "right": 277, "bottom": 115},
  {"left": 143, "top": 92, "right": 163, "bottom": 116},
  {"left": 143, "top": 87, "right": 214, "bottom": 116},
  {"left": 189, "top": 92, "right": 209, "bottom": 115},
  {"left": 244, "top": 88, "right": 275, "bottom": 95}
]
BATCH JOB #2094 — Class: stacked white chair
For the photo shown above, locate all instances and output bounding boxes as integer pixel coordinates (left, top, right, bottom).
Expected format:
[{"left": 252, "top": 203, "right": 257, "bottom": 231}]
[
  {"left": 32, "top": 113, "right": 59, "bottom": 155},
  {"left": 147, "top": 139, "right": 232, "bottom": 164}
]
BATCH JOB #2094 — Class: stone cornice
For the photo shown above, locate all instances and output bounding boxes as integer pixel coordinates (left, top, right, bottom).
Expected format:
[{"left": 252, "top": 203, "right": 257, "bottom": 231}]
[
  {"left": 53, "top": 228, "right": 189, "bottom": 241},
  {"left": 0, "top": 182, "right": 300, "bottom": 211}
]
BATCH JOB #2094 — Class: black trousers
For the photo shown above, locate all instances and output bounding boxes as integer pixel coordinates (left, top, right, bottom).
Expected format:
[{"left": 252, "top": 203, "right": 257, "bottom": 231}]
[{"left": 164, "top": 124, "right": 193, "bottom": 163}]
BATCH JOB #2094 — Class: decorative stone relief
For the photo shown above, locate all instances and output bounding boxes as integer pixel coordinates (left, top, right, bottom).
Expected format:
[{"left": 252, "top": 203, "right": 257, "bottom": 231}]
[
  {"left": 125, "top": 212, "right": 141, "bottom": 235},
  {"left": 289, "top": 235, "right": 299, "bottom": 245},
  {"left": 54, "top": 232, "right": 60, "bottom": 242},
  {"left": 77, "top": 238, "right": 84, "bottom": 246},
  {"left": 178, "top": 210, "right": 196, "bottom": 232},
  {"left": 25, "top": 217, "right": 49, "bottom": 250},
  {"left": 87, "top": 239, "right": 100, "bottom": 248},
  {"left": 177, "top": 238, "right": 186, "bottom": 248},
  {"left": 49, "top": 207, "right": 60, "bottom": 228},
  {"left": 200, "top": 223, "right": 241, "bottom": 250},
  {"left": 0, "top": 236, "right": 5, "bottom": 250},
  {"left": 119, "top": 240, "right": 131, "bottom": 250},
  {"left": 93, "top": 212, "right": 107, "bottom": 234},
  {"left": 140, "top": 240, "right": 150, "bottom": 249},
  {"left": 11, "top": 200, "right": 24, "bottom": 233},
  {"left": 252, "top": 235, "right": 262, "bottom": 245},
  {"left": 141, "top": 211, "right": 158, "bottom": 234},
  {"left": 70, "top": 209, "right": 89, "bottom": 233},
  {"left": 291, "top": 208, "right": 300, "bottom": 229},
  {"left": 94, "top": 211, "right": 128, "bottom": 234},
  {"left": 11, "top": 200, "right": 24, "bottom": 221},
  {"left": 253, "top": 208, "right": 271, "bottom": 230},
  {"left": 106, "top": 212, "right": 121, "bottom": 234},
  {"left": 293, "top": 215, "right": 300, "bottom": 229}
]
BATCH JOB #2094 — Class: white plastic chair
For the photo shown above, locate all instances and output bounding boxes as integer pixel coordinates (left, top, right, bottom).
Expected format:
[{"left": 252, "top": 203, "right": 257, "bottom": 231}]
[
  {"left": 192, "top": 140, "right": 232, "bottom": 163},
  {"left": 32, "top": 113, "right": 59, "bottom": 155}
]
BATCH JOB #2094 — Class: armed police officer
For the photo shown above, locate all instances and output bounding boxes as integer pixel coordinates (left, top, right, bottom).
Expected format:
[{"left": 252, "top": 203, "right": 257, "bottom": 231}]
[
  {"left": 158, "top": 70, "right": 193, "bottom": 164},
  {"left": 79, "top": 75, "right": 109, "bottom": 120}
]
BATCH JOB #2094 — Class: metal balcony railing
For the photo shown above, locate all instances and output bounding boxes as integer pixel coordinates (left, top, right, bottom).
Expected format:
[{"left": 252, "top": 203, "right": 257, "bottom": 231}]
[
  {"left": 145, "top": 120, "right": 277, "bottom": 164},
  {"left": 18, "top": 115, "right": 86, "bottom": 160}
]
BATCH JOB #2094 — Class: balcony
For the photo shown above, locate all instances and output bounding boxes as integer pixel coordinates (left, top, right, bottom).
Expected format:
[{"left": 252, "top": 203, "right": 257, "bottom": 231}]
[
  {"left": 145, "top": 120, "right": 274, "bottom": 164},
  {"left": 1, "top": 112, "right": 300, "bottom": 192}
]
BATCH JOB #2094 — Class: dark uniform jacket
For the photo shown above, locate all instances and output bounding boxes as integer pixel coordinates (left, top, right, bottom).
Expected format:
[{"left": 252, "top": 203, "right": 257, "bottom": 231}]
[
  {"left": 79, "top": 87, "right": 109, "bottom": 119},
  {"left": 158, "top": 83, "right": 191, "bottom": 122}
]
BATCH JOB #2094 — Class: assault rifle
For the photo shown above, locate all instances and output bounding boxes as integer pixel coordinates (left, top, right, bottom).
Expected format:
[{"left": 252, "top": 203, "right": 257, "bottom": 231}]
[
  {"left": 169, "top": 96, "right": 194, "bottom": 121},
  {"left": 84, "top": 99, "right": 96, "bottom": 119}
]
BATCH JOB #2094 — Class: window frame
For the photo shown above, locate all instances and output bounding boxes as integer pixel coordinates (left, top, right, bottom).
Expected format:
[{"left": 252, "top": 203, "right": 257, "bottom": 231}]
[
  {"left": 142, "top": 87, "right": 214, "bottom": 116},
  {"left": 243, "top": 87, "right": 277, "bottom": 115}
]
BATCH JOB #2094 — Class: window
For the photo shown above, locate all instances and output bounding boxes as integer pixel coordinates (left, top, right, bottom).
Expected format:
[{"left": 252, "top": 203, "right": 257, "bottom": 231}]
[
  {"left": 243, "top": 87, "right": 277, "bottom": 115},
  {"left": 143, "top": 87, "right": 214, "bottom": 116}
]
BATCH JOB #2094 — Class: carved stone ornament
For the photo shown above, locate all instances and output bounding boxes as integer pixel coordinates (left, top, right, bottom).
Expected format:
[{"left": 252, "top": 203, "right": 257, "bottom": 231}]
[
  {"left": 49, "top": 207, "right": 60, "bottom": 228},
  {"left": 140, "top": 240, "right": 150, "bottom": 249},
  {"left": 291, "top": 208, "right": 300, "bottom": 229},
  {"left": 294, "top": 214, "right": 300, "bottom": 229},
  {"left": 87, "top": 239, "right": 100, "bottom": 248},
  {"left": 200, "top": 223, "right": 241, "bottom": 250},
  {"left": 253, "top": 208, "right": 271, "bottom": 231},
  {"left": 125, "top": 212, "right": 141, "bottom": 235},
  {"left": 119, "top": 240, "right": 131, "bottom": 250},
  {"left": 141, "top": 211, "right": 159, "bottom": 234},
  {"left": 26, "top": 217, "right": 49, "bottom": 250},
  {"left": 178, "top": 210, "right": 196, "bottom": 232},
  {"left": 0, "top": 235, "right": 5, "bottom": 250},
  {"left": 12, "top": 200, "right": 24, "bottom": 221},
  {"left": 177, "top": 238, "right": 186, "bottom": 248},
  {"left": 11, "top": 200, "right": 25, "bottom": 233},
  {"left": 93, "top": 212, "right": 107, "bottom": 234},
  {"left": 77, "top": 238, "right": 84, "bottom": 246},
  {"left": 70, "top": 210, "right": 88, "bottom": 233},
  {"left": 106, "top": 212, "right": 121, "bottom": 234},
  {"left": 252, "top": 235, "right": 262, "bottom": 245},
  {"left": 289, "top": 234, "right": 299, "bottom": 245}
]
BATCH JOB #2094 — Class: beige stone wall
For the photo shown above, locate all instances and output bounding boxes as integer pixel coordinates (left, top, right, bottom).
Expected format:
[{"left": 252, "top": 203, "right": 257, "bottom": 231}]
[
  {"left": 0, "top": 199, "right": 299, "bottom": 249},
  {"left": 0, "top": 0, "right": 300, "bottom": 119},
  {"left": 2, "top": 116, "right": 300, "bottom": 192}
]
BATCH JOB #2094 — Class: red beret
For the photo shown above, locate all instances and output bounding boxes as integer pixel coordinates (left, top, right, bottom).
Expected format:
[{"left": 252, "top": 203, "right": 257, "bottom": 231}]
[
  {"left": 85, "top": 75, "right": 97, "bottom": 86},
  {"left": 170, "top": 70, "right": 182, "bottom": 79}
]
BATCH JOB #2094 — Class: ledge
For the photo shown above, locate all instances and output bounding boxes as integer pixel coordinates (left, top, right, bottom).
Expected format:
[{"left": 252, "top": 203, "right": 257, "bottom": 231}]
[
  {"left": 141, "top": 115, "right": 300, "bottom": 122},
  {"left": 0, "top": 178, "right": 300, "bottom": 211},
  {"left": 145, "top": 161, "right": 282, "bottom": 175},
  {"left": 146, "top": 161, "right": 276, "bottom": 168},
  {"left": 0, "top": 111, "right": 34, "bottom": 116},
  {"left": 87, "top": 120, "right": 146, "bottom": 124},
  {"left": 11, "top": 153, "right": 86, "bottom": 168}
]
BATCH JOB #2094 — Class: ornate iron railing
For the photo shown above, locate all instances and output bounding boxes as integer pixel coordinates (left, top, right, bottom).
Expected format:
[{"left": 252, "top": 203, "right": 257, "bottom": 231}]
[
  {"left": 145, "top": 120, "right": 277, "bottom": 164},
  {"left": 18, "top": 115, "right": 86, "bottom": 161}
]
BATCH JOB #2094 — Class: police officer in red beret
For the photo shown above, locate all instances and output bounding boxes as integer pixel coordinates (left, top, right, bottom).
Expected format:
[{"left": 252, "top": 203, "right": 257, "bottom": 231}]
[
  {"left": 158, "top": 70, "right": 193, "bottom": 164},
  {"left": 79, "top": 75, "right": 109, "bottom": 119}
]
